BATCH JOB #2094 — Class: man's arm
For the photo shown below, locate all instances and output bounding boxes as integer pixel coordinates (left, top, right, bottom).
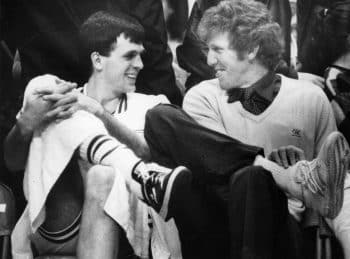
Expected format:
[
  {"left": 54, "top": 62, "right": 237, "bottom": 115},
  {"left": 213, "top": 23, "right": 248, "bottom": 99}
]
[
  {"left": 49, "top": 92, "right": 151, "bottom": 160},
  {"left": 4, "top": 115, "right": 35, "bottom": 171},
  {"left": 96, "top": 110, "right": 151, "bottom": 160},
  {"left": 4, "top": 76, "right": 77, "bottom": 171}
]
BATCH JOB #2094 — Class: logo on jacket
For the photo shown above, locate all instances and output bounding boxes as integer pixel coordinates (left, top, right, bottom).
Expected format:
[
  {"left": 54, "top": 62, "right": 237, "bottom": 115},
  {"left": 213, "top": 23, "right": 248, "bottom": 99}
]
[{"left": 291, "top": 128, "right": 301, "bottom": 138}]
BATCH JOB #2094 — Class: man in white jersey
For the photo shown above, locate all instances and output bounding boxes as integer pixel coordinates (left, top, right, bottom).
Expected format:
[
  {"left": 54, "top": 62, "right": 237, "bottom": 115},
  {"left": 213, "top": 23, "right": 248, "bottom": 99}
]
[{"left": 4, "top": 11, "right": 186, "bottom": 259}]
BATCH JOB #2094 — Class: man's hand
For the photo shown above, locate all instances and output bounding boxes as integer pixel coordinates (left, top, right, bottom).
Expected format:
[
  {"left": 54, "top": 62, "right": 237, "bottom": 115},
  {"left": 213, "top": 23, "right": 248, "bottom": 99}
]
[
  {"left": 268, "top": 145, "right": 306, "bottom": 168},
  {"left": 19, "top": 76, "right": 77, "bottom": 132},
  {"left": 45, "top": 91, "right": 104, "bottom": 118},
  {"left": 4, "top": 75, "right": 77, "bottom": 171}
]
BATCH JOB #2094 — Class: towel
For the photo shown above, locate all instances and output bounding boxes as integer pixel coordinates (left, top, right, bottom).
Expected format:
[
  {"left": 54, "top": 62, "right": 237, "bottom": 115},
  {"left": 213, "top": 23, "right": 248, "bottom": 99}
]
[{"left": 11, "top": 75, "right": 151, "bottom": 259}]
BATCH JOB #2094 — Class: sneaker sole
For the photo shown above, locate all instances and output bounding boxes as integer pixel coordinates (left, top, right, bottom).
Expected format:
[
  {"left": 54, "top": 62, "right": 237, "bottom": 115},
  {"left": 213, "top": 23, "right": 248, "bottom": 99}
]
[
  {"left": 322, "top": 132, "right": 350, "bottom": 219},
  {"left": 159, "top": 166, "right": 189, "bottom": 219}
]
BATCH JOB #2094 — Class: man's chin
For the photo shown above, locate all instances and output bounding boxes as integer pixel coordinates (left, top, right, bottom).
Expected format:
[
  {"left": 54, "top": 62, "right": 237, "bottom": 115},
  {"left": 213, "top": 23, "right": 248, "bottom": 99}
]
[
  {"left": 218, "top": 80, "right": 233, "bottom": 90},
  {"left": 126, "top": 85, "right": 136, "bottom": 93}
]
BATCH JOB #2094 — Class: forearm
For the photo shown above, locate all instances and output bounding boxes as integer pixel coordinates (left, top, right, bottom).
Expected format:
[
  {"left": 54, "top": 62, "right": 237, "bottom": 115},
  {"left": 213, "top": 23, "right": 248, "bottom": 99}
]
[
  {"left": 97, "top": 110, "right": 151, "bottom": 160},
  {"left": 4, "top": 116, "right": 34, "bottom": 171}
]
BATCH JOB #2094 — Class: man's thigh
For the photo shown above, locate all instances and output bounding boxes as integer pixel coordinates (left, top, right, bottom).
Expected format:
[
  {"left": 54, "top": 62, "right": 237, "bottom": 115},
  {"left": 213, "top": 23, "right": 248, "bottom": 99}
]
[{"left": 42, "top": 159, "right": 84, "bottom": 232}]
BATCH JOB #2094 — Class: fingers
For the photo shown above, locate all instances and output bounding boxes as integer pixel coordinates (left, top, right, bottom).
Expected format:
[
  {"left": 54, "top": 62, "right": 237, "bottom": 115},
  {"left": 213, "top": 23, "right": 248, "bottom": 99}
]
[
  {"left": 286, "top": 146, "right": 305, "bottom": 165},
  {"left": 269, "top": 150, "right": 283, "bottom": 167},
  {"left": 55, "top": 81, "right": 77, "bottom": 94},
  {"left": 295, "top": 147, "right": 305, "bottom": 161},
  {"left": 286, "top": 147, "right": 297, "bottom": 165},
  {"left": 44, "top": 104, "right": 76, "bottom": 122},
  {"left": 44, "top": 94, "right": 77, "bottom": 108},
  {"left": 55, "top": 106, "right": 77, "bottom": 122},
  {"left": 35, "top": 81, "right": 77, "bottom": 97},
  {"left": 269, "top": 146, "right": 306, "bottom": 168},
  {"left": 277, "top": 148, "right": 289, "bottom": 168}
]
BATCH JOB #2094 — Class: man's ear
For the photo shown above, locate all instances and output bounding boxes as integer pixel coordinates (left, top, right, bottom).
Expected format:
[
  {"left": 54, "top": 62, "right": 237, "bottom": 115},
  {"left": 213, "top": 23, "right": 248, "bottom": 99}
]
[
  {"left": 247, "top": 46, "right": 259, "bottom": 61},
  {"left": 91, "top": 52, "right": 103, "bottom": 71}
]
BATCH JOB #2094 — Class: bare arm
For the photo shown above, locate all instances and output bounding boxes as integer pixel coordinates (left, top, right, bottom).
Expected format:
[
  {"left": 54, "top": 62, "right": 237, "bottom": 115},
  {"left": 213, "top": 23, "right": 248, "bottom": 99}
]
[
  {"left": 49, "top": 92, "right": 151, "bottom": 160},
  {"left": 4, "top": 76, "right": 77, "bottom": 171},
  {"left": 4, "top": 115, "right": 35, "bottom": 171},
  {"left": 96, "top": 109, "right": 151, "bottom": 161}
]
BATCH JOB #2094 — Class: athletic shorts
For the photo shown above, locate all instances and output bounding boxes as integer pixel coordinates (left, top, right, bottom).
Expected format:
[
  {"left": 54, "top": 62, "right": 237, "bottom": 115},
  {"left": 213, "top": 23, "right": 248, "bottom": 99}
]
[{"left": 30, "top": 212, "right": 81, "bottom": 256}]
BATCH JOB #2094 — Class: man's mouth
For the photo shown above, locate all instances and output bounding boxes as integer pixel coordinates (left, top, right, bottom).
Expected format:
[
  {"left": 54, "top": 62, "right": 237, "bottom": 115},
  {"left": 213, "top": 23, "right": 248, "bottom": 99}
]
[
  {"left": 215, "top": 69, "right": 225, "bottom": 78},
  {"left": 126, "top": 73, "right": 138, "bottom": 80}
]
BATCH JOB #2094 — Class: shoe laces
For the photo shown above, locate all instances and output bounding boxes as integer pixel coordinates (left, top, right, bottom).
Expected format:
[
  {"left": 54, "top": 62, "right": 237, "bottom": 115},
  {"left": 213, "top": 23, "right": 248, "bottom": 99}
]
[{"left": 297, "top": 160, "right": 326, "bottom": 196}]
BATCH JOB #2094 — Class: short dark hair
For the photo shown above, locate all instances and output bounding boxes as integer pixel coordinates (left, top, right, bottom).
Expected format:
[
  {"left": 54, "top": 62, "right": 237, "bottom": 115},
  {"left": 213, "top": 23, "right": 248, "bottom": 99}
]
[
  {"left": 80, "top": 10, "right": 144, "bottom": 57},
  {"left": 197, "top": 0, "right": 283, "bottom": 71}
]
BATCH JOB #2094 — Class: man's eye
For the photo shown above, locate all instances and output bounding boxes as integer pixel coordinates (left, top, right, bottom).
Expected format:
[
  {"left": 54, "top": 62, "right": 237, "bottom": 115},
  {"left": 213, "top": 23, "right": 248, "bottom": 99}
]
[
  {"left": 210, "top": 47, "right": 222, "bottom": 54},
  {"left": 124, "top": 52, "right": 138, "bottom": 60},
  {"left": 125, "top": 54, "right": 135, "bottom": 60}
]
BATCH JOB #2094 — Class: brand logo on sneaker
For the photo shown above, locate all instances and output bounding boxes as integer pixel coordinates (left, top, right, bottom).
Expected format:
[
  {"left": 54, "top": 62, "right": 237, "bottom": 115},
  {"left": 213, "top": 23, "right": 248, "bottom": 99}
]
[{"left": 291, "top": 128, "right": 301, "bottom": 138}]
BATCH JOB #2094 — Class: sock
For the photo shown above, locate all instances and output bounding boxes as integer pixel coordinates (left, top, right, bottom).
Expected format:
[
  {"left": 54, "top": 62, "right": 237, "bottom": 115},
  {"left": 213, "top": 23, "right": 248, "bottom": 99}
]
[
  {"left": 79, "top": 134, "right": 144, "bottom": 198},
  {"left": 253, "top": 155, "right": 291, "bottom": 192}
]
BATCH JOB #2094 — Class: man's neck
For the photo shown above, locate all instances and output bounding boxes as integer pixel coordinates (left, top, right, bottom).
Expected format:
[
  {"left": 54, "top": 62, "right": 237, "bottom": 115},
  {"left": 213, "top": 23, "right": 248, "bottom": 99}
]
[
  {"left": 241, "top": 64, "right": 278, "bottom": 101},
  {"left": 240, "top": 64, "right": 269, "bottom": 89},
  {"left": 86, "top": 76, "right": 123, "bottom": 113}
]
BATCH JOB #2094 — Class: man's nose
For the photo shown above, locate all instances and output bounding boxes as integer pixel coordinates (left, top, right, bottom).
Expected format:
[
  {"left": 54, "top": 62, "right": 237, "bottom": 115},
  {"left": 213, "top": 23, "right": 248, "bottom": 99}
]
[{"left": 207, "top": 49, "right": 217, "bottom": 67}]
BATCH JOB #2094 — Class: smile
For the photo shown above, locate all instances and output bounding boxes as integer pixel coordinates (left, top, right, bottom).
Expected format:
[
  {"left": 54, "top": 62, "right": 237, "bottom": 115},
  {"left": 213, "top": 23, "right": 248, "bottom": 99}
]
[
  {"left": 126, "top": 74, "right": 137, "bottom": 79},
  {"left": 215, "top": 70, "right": 225, "bottom": 78}
]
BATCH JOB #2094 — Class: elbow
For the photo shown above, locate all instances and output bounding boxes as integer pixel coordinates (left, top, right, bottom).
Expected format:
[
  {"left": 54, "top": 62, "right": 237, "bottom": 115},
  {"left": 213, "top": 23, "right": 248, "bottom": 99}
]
[{"left": 3, "top": 140, "right": 25, "bottom": 172}]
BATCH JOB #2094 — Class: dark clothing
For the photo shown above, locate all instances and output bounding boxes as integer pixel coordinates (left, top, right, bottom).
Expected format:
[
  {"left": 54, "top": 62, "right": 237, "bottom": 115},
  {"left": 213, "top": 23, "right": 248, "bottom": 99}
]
[
  {"left": 176, "top": 0, "right": 292, "bottom": 89},
  {"left": 144, "top": 104, "right": 302, "bottom": 259},
  {"left": 227, "top": 72, "right": 281, "bottom": 115},
  {"left": 145, "top": 104, "right": 262, "bottom": 185},
  {"left": 2, "top": 0, "right": 183, "bottom": 104},
  {"left": 339, "top": 115, "right": 350, "bottom": 143},
  {"left": 297, "top": 0, "right": 333, "bottom": 75}
]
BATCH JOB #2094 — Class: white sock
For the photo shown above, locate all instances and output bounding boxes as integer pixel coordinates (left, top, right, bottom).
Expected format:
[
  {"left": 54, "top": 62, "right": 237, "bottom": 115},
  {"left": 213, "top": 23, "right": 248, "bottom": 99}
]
[{"left": 253, "top": 155, "right": 292, "bottom": 194}]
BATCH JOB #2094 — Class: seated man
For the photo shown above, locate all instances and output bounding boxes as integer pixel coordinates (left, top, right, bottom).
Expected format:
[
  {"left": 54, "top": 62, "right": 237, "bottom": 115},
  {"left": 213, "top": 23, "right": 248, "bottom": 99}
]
[
  {"left": 139, "top": 0, "right": 350, "bottom": 257},
  {"left": 5, "top": 5, "right": 349, "bottom": 259},
  {"left": 5, "top": 11, "right": 184, "bottom": 259}
]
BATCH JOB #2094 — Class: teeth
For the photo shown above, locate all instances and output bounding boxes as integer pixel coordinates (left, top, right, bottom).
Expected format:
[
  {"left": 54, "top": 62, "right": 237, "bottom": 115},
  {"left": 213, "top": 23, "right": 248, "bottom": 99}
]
[{"left": 215, "top": 71, "right": 222, "bottom": 78}]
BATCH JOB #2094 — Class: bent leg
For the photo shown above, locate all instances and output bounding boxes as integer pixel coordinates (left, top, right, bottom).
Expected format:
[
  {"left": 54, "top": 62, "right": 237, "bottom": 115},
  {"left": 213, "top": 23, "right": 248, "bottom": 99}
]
[
  {"left": 145, "top": 104, "right": 263, "bottom": 183},
  {"left": 228, "top": 166, "right": 302, "bottom": 259},
  {"left": 77, "top": 165, "right": 120, "bottom": 259},
  {"left": 167, "top": 168, "right": 229, "bottom": 259}
]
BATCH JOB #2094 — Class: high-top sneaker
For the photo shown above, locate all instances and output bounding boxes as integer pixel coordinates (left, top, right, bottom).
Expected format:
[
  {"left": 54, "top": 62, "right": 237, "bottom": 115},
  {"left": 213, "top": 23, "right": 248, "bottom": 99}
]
[
  {"left": 254, "top": 131, "right": 350, "bottom": 219},
  {"left": 132, "top": 161, "right": 190, "bottom": 219},
  {"left": 291, "top": 131, "right": 350, "bottom": 219}
]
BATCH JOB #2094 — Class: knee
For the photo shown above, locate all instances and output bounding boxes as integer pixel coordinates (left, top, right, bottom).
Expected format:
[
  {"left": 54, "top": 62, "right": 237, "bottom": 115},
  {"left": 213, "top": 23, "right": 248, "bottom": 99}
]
[
  {"left": 146, "top": 104, "right": 178, "bottom": 124},
  {"left": 85, "top": 165, "right": 115, "bottom": 203}
]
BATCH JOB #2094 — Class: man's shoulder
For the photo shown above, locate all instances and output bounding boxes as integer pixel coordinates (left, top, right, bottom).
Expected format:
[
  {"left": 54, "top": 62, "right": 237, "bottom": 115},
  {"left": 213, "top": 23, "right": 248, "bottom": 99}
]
[
  {"left": 185, "top": 78, "right": 221, "bottom": 100},
  {"left": 127, "top": 92, "right": 169, "bottom": 104},
  {"left": 281, "top": 75, "right": 326, "bottom": 99}
]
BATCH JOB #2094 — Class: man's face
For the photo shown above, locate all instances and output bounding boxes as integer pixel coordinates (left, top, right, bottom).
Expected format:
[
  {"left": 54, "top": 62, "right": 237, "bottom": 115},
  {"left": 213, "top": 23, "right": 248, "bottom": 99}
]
[
  {"left": 101, "top": 33, "right": 144, "bottom": 95},
  {"left": 207, "top": 32, "right": 250, "bottom": 90}
]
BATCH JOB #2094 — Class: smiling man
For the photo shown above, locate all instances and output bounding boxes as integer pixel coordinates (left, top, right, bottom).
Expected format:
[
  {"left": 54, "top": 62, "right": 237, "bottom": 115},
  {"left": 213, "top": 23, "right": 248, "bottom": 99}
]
[
  {"left": 5, "top": 11, "right": 186, "bottom": 259},
  {"left": 181, "top": 0, "right": 346, "bottom": 256},
  {"left": 134, "top": 0, "right": 350, "bottom": 258}
]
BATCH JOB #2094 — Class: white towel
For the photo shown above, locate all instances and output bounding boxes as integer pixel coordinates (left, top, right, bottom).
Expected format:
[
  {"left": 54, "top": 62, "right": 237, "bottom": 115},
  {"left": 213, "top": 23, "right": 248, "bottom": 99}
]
[{"left": 11, "top": 75, "right": 151, "bottom": 258}]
